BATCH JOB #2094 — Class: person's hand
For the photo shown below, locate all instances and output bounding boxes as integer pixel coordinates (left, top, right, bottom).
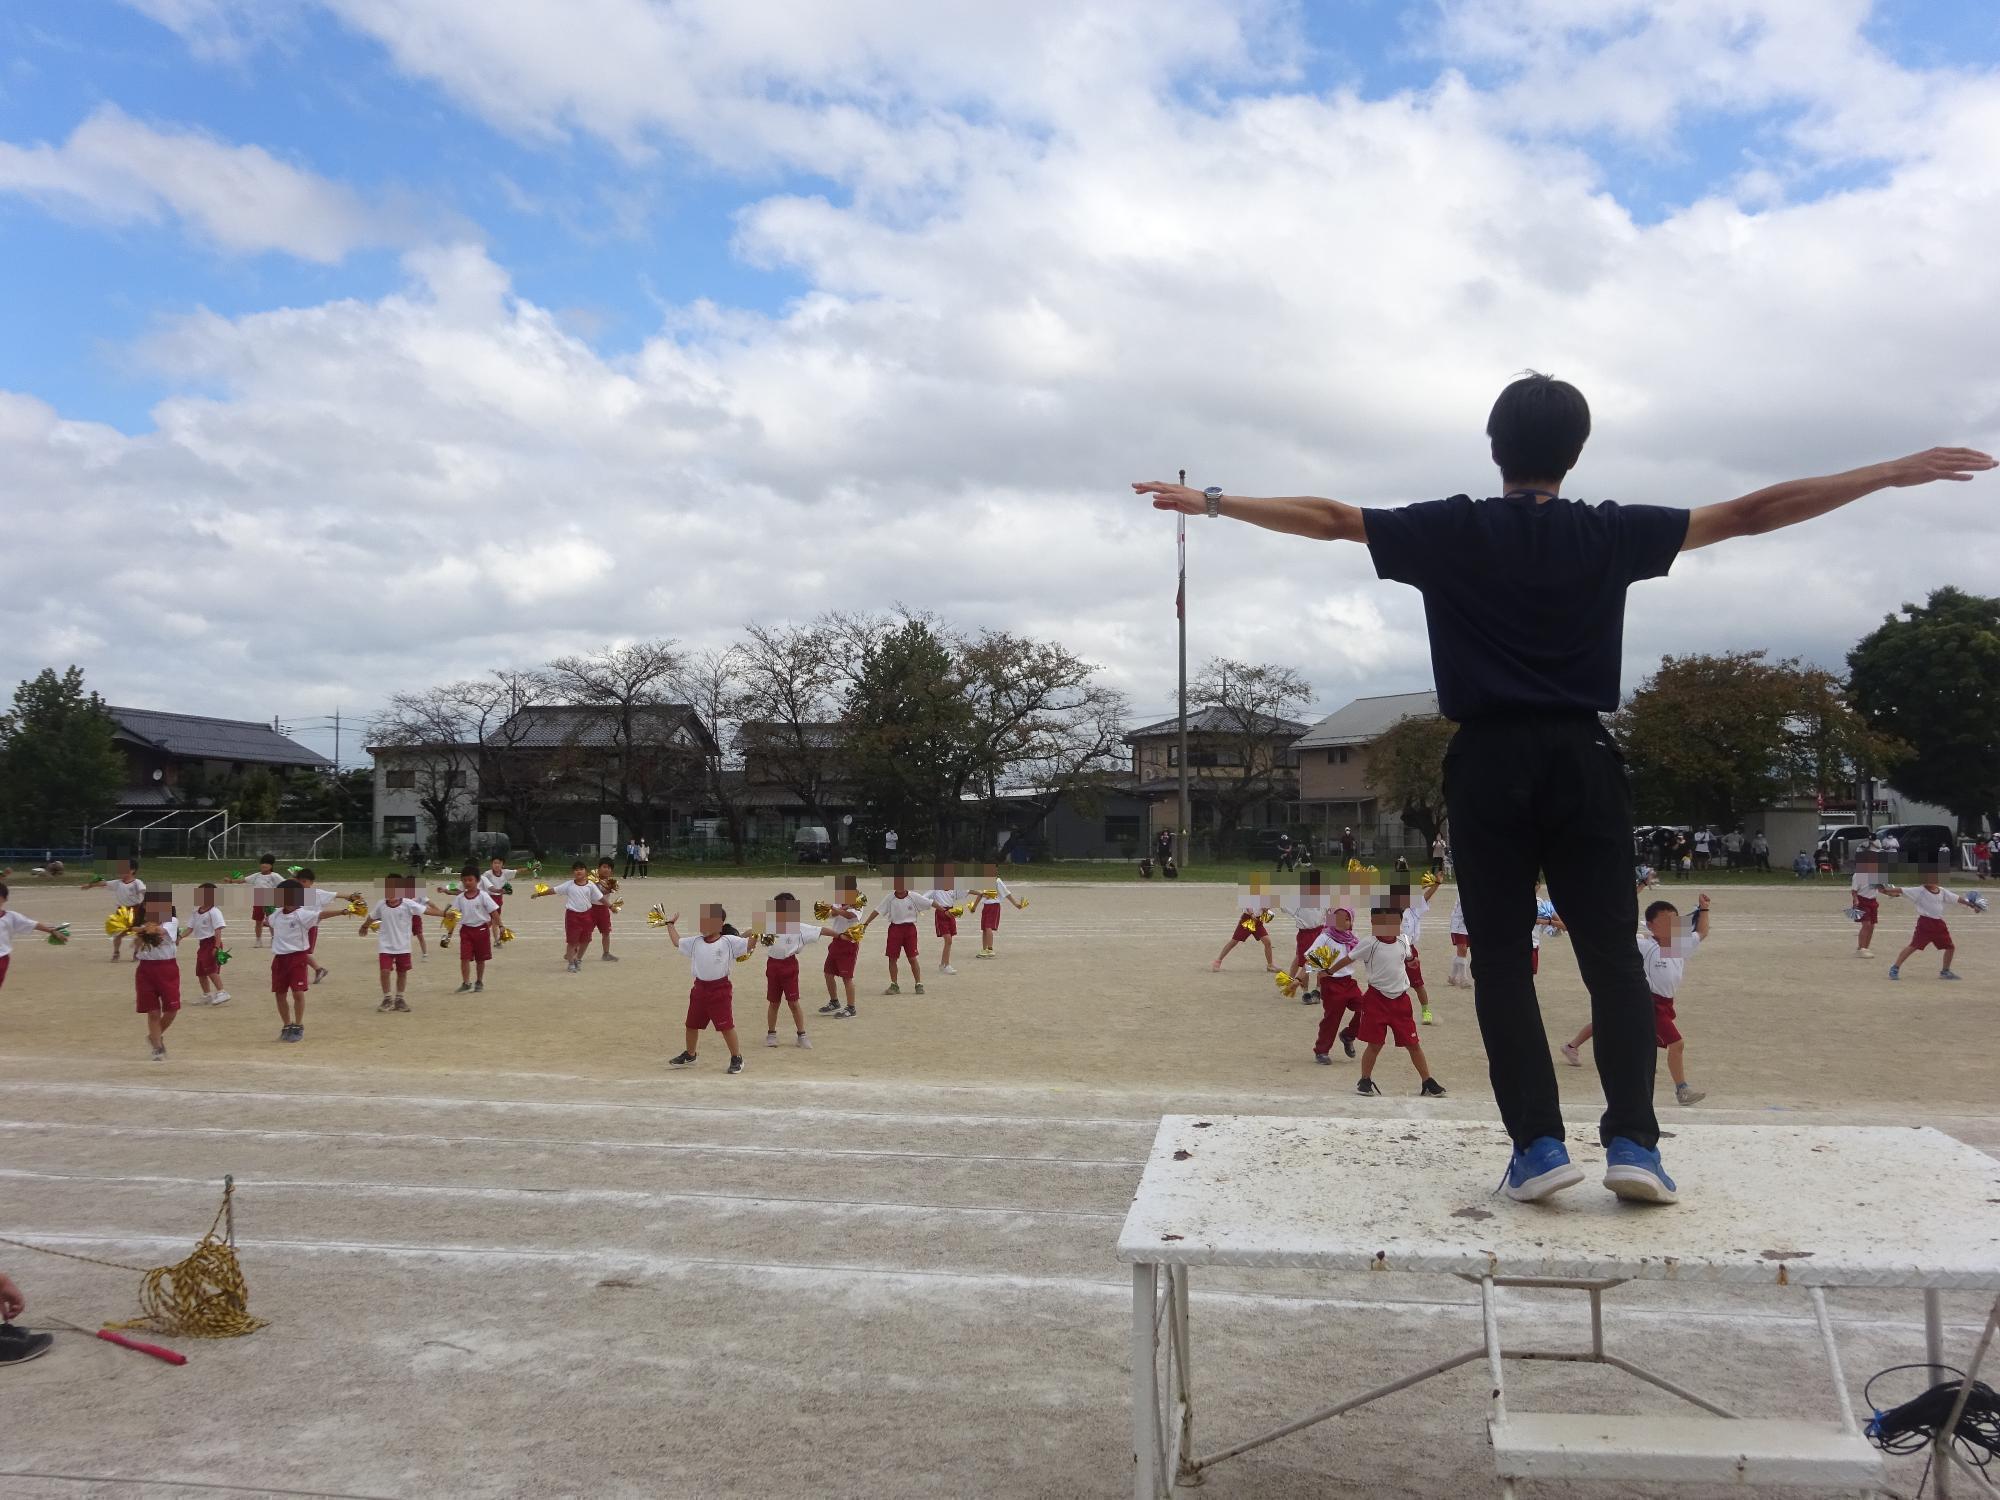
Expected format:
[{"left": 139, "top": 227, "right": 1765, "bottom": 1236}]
[
  {"left": 0, "top": 1271, "right": 25, "bottom": 1320},
  {"left": 1882, "top": 448, "right": 1995, "bottom": 487},
  {"left": 1697, "top": 893, "right": 1711, "bottom": 910},
  {"left": 1132, "top": 480, "right": 1206, "bottom": 514}
]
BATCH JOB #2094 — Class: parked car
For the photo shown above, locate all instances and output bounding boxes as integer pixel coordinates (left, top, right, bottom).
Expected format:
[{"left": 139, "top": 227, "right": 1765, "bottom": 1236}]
[
  {"left": 1815, "top": 824, "right": 1874, "bottom": 867},
  {"left": 1873, "top": 824, "right": 1956, "bottom": 868},
  {"left": 793, "top": 825, "right": 832, "bottom": 863}
]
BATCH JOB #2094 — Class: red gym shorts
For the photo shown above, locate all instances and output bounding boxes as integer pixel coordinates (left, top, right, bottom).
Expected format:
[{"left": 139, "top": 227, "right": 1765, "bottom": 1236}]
[
  {"left": 885, "top": 921, "right": 918, "bottom": 960},
  {"left": 981, "top": 903, "right": 1002, "bottom": 932},
  {"left": 1403, "top": 942, "right": 1425, "bottom": 990},
  {"left": 134, "top": 959, "right": 182, "bottom": 1014},
  {"left": 459, "top": 924, "right": 493, "bottom": 961},
  {"left": 410, "top": 914, "right": 423, "bottom": 934},
  {"left": 766, "top": 955, "right": 800, "bottom": 1004},
  {"left": 0, "top": 955, "right": 11, "bottom": 989},
  {"left": 379, "top": 952, "right": 413, "bottom": 976},
  {"left": 252, "top": 902, "right": 271, "bottom": 926},
  {"left": 1232, "top": 914, "right": 1265, "bottom": 941},
  {"left": 1353, "top": 987, "right": 1418, "bottom": 1049},
  {"left": 1912, "top": 915, "right": 1953, "bottom": 950},
  {"left": 196, "top": 936, "right": 221, "bottom": 978},
  {"left": 591, "top": 905, "right": 612, "bottom": 935},
  {"left": 1651, "top": 993, "right": 1682, "bottom": 1048},
  {"left": 271, "top": 951, "right": 310, "bottom": 994},
  {"left": 1854, "top": 895, "right": 1879, "bottom": 921},
  {"left": 1294, "top": 928, "right": 1321, "bottom": 965},
  {"left": 565, "top": 910, "right": 595, "bottom": 946},
  {"left": 823, "top": 936, "right": 858, "bottom": 979},
  {"left": 687, "top": 976, "right": 734, "bottom": 1032},
  {"left": 934, "top": 909, "right": 958, "bottom": 938}
]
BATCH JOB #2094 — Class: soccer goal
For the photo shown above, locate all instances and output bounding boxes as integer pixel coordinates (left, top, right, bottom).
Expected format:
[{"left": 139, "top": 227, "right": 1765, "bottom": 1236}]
[{"left": 209, "top": 822, "right": 345, "bottom": 863}]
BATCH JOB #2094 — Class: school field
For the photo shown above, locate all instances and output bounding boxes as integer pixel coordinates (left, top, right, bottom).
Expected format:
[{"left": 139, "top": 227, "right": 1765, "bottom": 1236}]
[{"left": 2, "top": 876, "right": 1996, "bottom": 1498}]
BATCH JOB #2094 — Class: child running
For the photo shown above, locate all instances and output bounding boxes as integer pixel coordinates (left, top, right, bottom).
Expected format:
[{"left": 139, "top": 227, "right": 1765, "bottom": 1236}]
[
  {"left": 1564, "top": 893, "right": 1711, "bottom": 1106},
  {"left": 0, "top": 881, "right": 69, "bottom": 990},
  {"left": 130, "top": 890, "right": 183, "bottom": 1061},
  {"left": 445, "top": 864, "right": 501, "bottom": 992},
  {"left": 82, "top": 860, "right": 145, "bottom": 961},
  {"left": 1849, "top": 851, "right": 1902, "bottom": 960},
  {"left": 533, "top": 861, "right": 604, "bottom": 973},
  {"left": 363, "top": 874, "right": 441, "bottom": 1012},
  {"left": 188, "top": 881, "right": 230, "bottom": 1006},
  {"left": 664, "top": 904, "right": 749, "bottom": 1073},
  {"left": 972, "top": 863, "right": 1027, "bottom": 960},
  {"left": 591, "top": 858, "right": 621, "bottom": 962},
  {"left": 759, "top": 892, "right": 821, "bottom": 1048},
  {"left": 1322, "top": 899, "right": 1445, "bottom": 1098},
  {"left": 866, "top": 869, "right": 930, "bottom": 996},
  {"left": 816, "top": 875, "right": 866, "bottom": 1019},
  {"left": 265, "top": 879, "right": 321, "bottom": 1042},
  {"left": 1280, "top": 871, "right": 1330, "bottom": 1004},
  {"left": 1308, "top": 903, "right": 1362, "bottom": 1063},
  {"left": 1889, "top": 869, "right": 1986, "bottom": 981},
  {"left": 1212, "top": 876, "right": 1277, "bottom": 973}
]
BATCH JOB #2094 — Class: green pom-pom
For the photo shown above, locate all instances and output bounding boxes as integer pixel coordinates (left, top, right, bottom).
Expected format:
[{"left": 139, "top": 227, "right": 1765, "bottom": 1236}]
[
  {"left": 502, "top": 882, "right": 514, "bottom": 895},
  {"left": 216, "top": 947, "right": 232, "bottom": 965}
]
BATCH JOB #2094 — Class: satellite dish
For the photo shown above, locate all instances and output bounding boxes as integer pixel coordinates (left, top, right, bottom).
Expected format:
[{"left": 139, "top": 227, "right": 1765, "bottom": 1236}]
[
  {"left": 151, "top": 769, "right": 164, "bottom": 782},
  {"left": 842, "top": 814, "right": 854, "bottom": 826}
]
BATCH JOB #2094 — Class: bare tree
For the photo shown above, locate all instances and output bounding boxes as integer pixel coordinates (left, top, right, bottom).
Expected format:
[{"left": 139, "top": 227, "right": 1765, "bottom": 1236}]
[
  {"left": 467, "top": 670, "right": 566, "bottom": 856},
  {"left": 545, "top": 640, "right": 698, "bottom": 845},
  {"left": 674, "top": 646, "right": 755, "bottom": 864},
  {"left": 736, "top": 621, "right": 850, "bottom": 857},
  {"left": 371, "top": 684, "right": 484, "bottom": 856},
  {"left": 1188, "top": 658, "right": 1312, "bottom": 849}
]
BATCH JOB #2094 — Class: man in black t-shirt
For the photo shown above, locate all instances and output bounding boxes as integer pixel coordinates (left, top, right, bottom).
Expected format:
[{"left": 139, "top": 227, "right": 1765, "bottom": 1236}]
[{"left": 1136, "top": 378, "right": 1990, "bottom": 1206}]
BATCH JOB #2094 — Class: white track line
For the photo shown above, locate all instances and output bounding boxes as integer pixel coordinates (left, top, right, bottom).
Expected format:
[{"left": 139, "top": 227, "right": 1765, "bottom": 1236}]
[
  {"left": 0, "top": 1119, "right": 1146, "bottom": 1166},
  {"left": 0, "top": 1474, "right": 399, "bottom": 1500},
  {"left": 8, "top": 1230, "right": 1986, "bottom": 1336}
]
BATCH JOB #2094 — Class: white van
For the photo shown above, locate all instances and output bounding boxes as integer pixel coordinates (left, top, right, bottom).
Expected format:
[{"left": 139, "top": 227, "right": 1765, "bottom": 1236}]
[{"left": 794, "top": 825, "right": 832, "bottom": 863}]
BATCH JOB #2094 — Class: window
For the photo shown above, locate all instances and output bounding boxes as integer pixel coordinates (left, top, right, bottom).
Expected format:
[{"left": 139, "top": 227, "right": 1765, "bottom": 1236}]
[
  {"left": 1327, "top": 748, "right": 1350, "bottom": 765},
  {"left": 1168, "top": 747, "right": 1243, "bottom": 769},
  {"left": 1103, "top": 813, "right": 1143, "bottom": 843},
  {"left": 383, "top": 816, "right": 417, "bottom": 835},
  {"left": 386, "top": 768, "right": 417, "bottom": 790}
]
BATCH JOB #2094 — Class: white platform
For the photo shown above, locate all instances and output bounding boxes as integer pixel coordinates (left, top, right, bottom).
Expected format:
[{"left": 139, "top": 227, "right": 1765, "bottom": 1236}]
[{"left": 1117, "top": 1116, "right": 2000, "bottom": 1289}]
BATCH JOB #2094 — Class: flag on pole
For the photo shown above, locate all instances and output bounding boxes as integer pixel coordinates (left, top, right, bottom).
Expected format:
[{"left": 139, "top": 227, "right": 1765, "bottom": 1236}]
[{"left": 1176, "top": 515, "right": 1186, "bottom": 619}]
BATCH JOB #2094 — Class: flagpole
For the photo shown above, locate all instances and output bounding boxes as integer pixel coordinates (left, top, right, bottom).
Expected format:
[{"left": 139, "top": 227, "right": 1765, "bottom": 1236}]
[{"left": 1177, "top": 468, "right": 1191, "bottom": 869}]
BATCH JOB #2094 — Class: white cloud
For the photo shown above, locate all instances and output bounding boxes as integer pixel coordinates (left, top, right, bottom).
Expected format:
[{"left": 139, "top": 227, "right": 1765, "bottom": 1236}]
[
  {"left": 9, "top": 2, "right": 1999, "bottom": 730},
  {"left": 0, "top": 104, "right": 412, "bottom": 261}
]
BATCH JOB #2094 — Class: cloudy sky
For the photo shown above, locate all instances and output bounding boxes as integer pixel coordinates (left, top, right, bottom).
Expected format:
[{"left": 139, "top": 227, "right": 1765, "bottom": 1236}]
[{"left": 3, "top": 0, "right": 1996, "bottom": 763}]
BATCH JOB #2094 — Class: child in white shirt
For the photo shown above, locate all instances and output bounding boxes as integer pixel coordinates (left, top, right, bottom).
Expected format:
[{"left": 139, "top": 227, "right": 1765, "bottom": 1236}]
[
  {"left": 230, "top": 855, "right": 283, "bottom": 947},
  {"left": 664, "top": 904, "right": 750, "bottom": 1072},
  {"left": 131, "top": 890, "right": 183, "bottom": 1061},
  {"left": 760, "top": 892, "right": 822, "bottom": 1047},
  {"left": 1564, "top": 894, "right": 1710, "bottom": 1106},
  {"left": 1889, "top": 873, "right": 1985, "bottom": 981},
  {"left": 865, "top": 870, "right": 932, "bottom": 995},
  {"left": 83, "top": 861, "right": 146, "bottom": 961},
  {"left": 363, "top": 874, "right": 443, "bottom": 1012},
  {"left": 928, "top": 862, "right": 966, "bottom": 975},
  {"left": 188, "top": 881, "right": 230, "bottom": 1005},
  {"left": 1322, "top": 905, "right": 1445, "bottom": 1099},
  {"left": 296, "top": 867, "right": 365, "bottom": 987},
  {"left": 266, "top": 879, "right": 323, "bottom": 1042},
  {"left": 532, "top": 861, "right": 604, "bottom": 973},
  {"left": 1848, "top": 851, "right": 1903, "bottom": 959},
  {"left": 0, "top": 880, "right": 69, "bottom": 991},
  {"left": 1400, "top": 874, "right": 1440, "bottom": 1025},
  {"left": 1280, "top": 873, "right": 1331, "bottom": 1004},
  {"left": 973, "top": 862, "right": 1027, "bottom": 960},
  {"left": 1211, "top": 875, "right": 1277, "bottom": 973},
  {"left": 444, "top": 865, "right": 501, "bottom": 992},
  {"left": 1447, "top": 897, "right": 1471, "bottom": 988},
  {"left": 816, "top": 873, "right": 867, "bottom": 1019}
]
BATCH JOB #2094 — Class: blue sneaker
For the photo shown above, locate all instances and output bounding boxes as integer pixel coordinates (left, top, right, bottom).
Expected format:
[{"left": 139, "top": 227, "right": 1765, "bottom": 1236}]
[
  {"left": 1603, "top": 1137, "right": 1677, "bottom": 1204},
  {"left": 1940, "top": 970, "right": 1961, "bottom": 981},
  {"left": 1499, "top": 1136, "right": 1584, "bottom": 1202},
  {"left": 1887, "top": 965, "right": 1900, "bottom": 980}
]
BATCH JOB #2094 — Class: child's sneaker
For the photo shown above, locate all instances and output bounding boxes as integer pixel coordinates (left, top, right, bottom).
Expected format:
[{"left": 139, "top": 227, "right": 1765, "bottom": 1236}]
[
  {"left": 883, "top": 982, "right": 901, "bottom": 995},
  {"left": 456, "top": 982, "right": 472, "bottom": 993},
  {"left": 1940, "top": 969, "right": 1962, "bottom": 981},
  {"left": 379, "top": 996, "right": 395, "bottom": 1011},
  {"left": 312, "top": 967, "right": 329, "bottom": 986},
  {"left": 1561, "top": 1042, "right": 1582, "bottom": 1067},
  {"left": 1339, "top": 1028, "right": 1356, "bottom": 1059},
  {"left": 1355, "top": 1077, "right": 1381, "bottom": 1097},
  {"left": 940, "top": 965, "right": 957, "bottom": 975},
  {"left": 668, "top": 1051, "right": 697, "bottom": 1066},
  {"left": 1420, "top": 1006, "right": 1435, "bottom": 1025},
  {"left": 600, "top": 953, "right": 620, "bottom": 963},
  {"left": 0, "top": 1323, "right": 55, "bottom": 1365},
  {"left": 913, "top": 983, "right": 925, "bottom": 995},
  {"left": 727, "top": 1056, "right": 744, "bottom": 1075},
  {"left": 1887, "top": 964, "right": 1901, "bottom": 980},
  {"left": 1602, "top": 1137, "right": 1678, "bottom": 1204},
  {"left": 150, "top": 1042, "right": 166, "bottom": 1062},
  {"left": 1420, "top": 1078, "right": 1446, "bottom": 1098},
  {"left": 212, "top": 991, "right": 231, "bottom": 1005},
  {"left": 765, "top": 1032, "right": 779, "bottom": 1047},
  {"left": 1313, "top": 1052, "right": 1331, "bottom": 1066},
  {"left": 838, "top": 1005, "right": 857, "bottom": 1018},
  {"left": 392, "top": 998, "right": 411, "bottom": 1012},
  {"left": 818, "top": 999, "right": 843, "bottom": 1014},
  {"left": 472, "top": 981, "right": 483, "bottom": 992},
  {"left": 285, "top": 1025, "right": 303, "bottom": 1044},
  {"left": 1301, "top": 992, "right": 1317, "bottom": 1006},
  {"left": 1675, "top": 1083, "right": 1706, "bottom": 1106},
  {"left": 1856, "top": 948, "right": 1872, "bottom": 958},
  {"left": 795, "top": 1034, "right": 812, "bottom": 1048}
]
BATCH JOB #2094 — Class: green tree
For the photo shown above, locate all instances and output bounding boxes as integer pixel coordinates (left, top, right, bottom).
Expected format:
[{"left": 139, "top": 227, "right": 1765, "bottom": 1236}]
[
  {"left": 1614, "top": 652, "right": 1802, "bottom": 825},
  {"left": 1848, "top": 587, "right": 2000, "bottom": 830},
  {"left": 842, "top": 615, "right": 974, "bottom": 856},
  {"left": 1365, "top": 713, "right": 1455, "bottom": 848},
  {"left": 0, "top": 666, "right": 125, "bottom": 845}
]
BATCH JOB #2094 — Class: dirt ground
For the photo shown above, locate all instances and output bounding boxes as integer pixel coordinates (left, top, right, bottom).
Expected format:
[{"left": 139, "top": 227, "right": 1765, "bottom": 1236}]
[{"left": 2, "top": 876, "right": 1996, "bottom": 1498}]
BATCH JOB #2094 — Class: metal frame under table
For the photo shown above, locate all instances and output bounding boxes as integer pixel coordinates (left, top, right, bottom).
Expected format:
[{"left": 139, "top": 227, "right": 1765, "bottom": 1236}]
[{"left": 1119, "top": 1116, "right": 2000, "bottom": 1499}]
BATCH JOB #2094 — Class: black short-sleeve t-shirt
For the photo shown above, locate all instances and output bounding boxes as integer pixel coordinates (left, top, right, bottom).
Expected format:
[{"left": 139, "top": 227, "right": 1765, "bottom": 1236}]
[{"left": 1364, "top": 494, "right": 1688, "bottom": 722}]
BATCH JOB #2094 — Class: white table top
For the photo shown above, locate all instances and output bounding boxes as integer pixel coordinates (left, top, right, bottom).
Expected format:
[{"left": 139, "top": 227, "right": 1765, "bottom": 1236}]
[{"left": 1116, "top": 1116, "right": 2000, "bottom": 1289}]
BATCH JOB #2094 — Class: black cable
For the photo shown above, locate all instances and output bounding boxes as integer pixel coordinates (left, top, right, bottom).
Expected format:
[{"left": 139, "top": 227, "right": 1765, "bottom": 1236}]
[{"left": 1864, "top": 1362, "right": 2000, "bottom": 1495}]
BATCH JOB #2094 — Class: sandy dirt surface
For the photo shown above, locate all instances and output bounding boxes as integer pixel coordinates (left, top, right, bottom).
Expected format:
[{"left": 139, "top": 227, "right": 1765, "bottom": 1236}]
[{"left": 2, "top": 876, "right": 1995, "bottom": 1498}]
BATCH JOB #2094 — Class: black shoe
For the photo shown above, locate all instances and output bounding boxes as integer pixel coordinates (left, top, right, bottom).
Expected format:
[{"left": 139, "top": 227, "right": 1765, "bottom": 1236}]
[
  {"left": 1355, "top": 1077, "right": 1381, "bottom": 1097},
  {"left": 668, "top": 1051, "right": 697, "bottom": 1066},
  {"left": 818, "top": 999, "right": 842, "bottom": 1014},
  {"left": 1313, "top": 1052, "right": 1332, "bottom": 1066},
  {"left": 838, "top": 1005, "right": 857, "bottom": 1018},
  {"left": 727, "top": 1056, "right": 744, "bottom": 1075},
  {"left": 0, "top": 1323, "right": 55, "bottom": 1364},
  {"left": 1420, "top": 1078, "right": 1447, "bottom": 1098},
  {"left": 1340, "top": 1029, "right": 1356, "bottom": 1059}
]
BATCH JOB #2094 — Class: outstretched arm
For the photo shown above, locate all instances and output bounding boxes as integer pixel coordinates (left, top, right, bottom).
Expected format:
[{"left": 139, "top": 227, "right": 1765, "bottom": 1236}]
[
  {"left": 1131, "top": 482, "right": 1368, "bottom": 543},
  {"left": 1683, "top": 448, "right": 1992, "bottom": 551}
]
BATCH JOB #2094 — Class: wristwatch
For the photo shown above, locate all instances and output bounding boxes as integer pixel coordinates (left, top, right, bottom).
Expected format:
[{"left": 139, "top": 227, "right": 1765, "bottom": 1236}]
[{"left": 1203, "top": 486, "right": 1223, "bottom": 518}]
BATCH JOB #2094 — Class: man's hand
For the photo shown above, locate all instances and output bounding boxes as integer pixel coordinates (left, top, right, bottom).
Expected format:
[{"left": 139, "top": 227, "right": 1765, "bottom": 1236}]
[
  {"left": 1882, "top": 447, "right": 1996, "bottom": 486},
  {"left": 1132, "top": 481, "right": 1205, "bottom": 515},
  {"left": 0, "top": 1271, "right": 25, "bottom": 1321},
  {"left": 1130, "top": 481, "right": 1367, "bottom": 542},
  {"left": 1697, "top": 893, "right": 1711, "bottom": 911}
]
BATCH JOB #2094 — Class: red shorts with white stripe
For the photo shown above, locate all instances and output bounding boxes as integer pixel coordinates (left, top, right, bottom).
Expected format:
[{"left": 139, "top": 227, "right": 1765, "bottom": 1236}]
[
  {"left": 766, "top": 955, "right": 800, "bottom": 1004},
  {"left": 271, "top": 951, "right": 310, "bottom": 994},
  {"left": 1911, "top": 915, "right": 1953, "bottom": 950},
  {"left": 196, "top": 936, "right": 222, "bottom": 978},
  {"left": 884, "top": 922, "right": 918, "bottom": 961},
  {"left": 687, "top": 976, "right": 734, "bottom": 1032},
  {"left": 1651, "top": 993, "right": 1682, "bottom": 1048},
  {"left": 934, "top": 909, "right": 958, "bottom": 938},
  {"left": 1353, "top": 987, "right": 1417, "bottom": 1050},
  {"left": 135, "top": 959, "right": 182, "bottom": 1015},
  {"left": 459, "top": 924, "right": 493, "bottom": 962}
]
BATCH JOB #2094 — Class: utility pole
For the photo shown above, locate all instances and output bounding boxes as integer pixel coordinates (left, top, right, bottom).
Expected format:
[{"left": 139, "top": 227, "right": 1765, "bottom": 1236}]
[{"left": 1177, "top": 469, "right": 1191, "bottom": 869}]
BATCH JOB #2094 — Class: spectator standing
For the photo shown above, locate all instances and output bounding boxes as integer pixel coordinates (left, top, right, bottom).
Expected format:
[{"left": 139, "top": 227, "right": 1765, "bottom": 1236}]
[{"left": 1751, "top": 831, "right": 1769, "bottom": 871}]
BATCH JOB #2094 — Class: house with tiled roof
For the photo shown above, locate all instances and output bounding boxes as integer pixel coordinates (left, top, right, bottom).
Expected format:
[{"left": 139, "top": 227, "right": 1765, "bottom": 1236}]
[
  {"left": 1292, "top": 690, "right": 1442, "bottom": 854},
  {"left": 107, "top": 706, "right": 330, "bottom": 810},
  {"left": 1121, "top": 706, "right": 1309, "bottom": 855}
]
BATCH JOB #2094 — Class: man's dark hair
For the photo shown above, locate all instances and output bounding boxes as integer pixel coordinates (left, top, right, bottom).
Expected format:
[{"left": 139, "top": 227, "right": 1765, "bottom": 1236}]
[
  {"left": 1643, "top": 900, "right": 1678, "bottom": 923},
  {"left": 1487, "top": 372, "right": 1591, "bottom": 484},
  {"left": 296, "top": 866, "right": 315, "bottom": 881}
]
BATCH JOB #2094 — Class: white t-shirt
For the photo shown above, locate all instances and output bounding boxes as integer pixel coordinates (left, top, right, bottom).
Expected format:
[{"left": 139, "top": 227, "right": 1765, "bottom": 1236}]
[
  {"left": 680, "top": 932, "right": 750, "bottom": 981},
  {"left": 188, "top": 907, "right": 227, "bottom": 942},
  {"left": 450, "top": 890, "right": 499, "bottom": 928},
  {"left": 560, "top": 879, "right": 605, "bottom": 913},
  {"left": 1909, "top": 886, "right": 1960, "bottom": 920},
  {"left": 1400, "top": 888, "right": 1431, "bottom": 944},
  {"left": 883, "top": 831, "right": 899, "bottom": 852},
  {"left": 879, "top": 891, "right": 931, "bottom": 924},
  {"left": 1448, "top": 899, "right": 1468, "bottom": 938},
  {"left": 268, "top": 906, "right": 320, "bottom": 955},
  {"left": 766, "top": 924, "right": 823, "bottom": 961},
  {"left": 929, "top": 886, "right": 965, "bottom": 911},
  {"left": 1343, "top": 934, "right": 1412, "bottom": 997},
  {"left": 136, "top": 915, "right": 180, "bottom": 963},
  {"left": 106, "top": 877, "right": 145, "bottom": 906},
  {"left": 1638, "top": 928, "right": 1702, "bottom": 999},
  {"left": 369, "top": 898, "right": 424, "bottom": 955},
  {"left": 1302, "top": 927, "right": 1358, "bottom": 972},
  {"left": 480, "top": 868, "right": 516, "bottom": 896},
  {"left": 246, "top": 871, "right": 282, "bottom": 897},
  {"left": 1237, "top": 893, "right": 1268, "bottom": 919},
  {"left": 977, "top": 880, "right": 1012, "bottom": 910},
  {"left": 305, "top": 887, "right": 346, "bottom": 913},
  {"left": 1283, "top": 900, "right": 1329, "bottom": 930},
  {"left": 1694, "top": 831, "right": 1711, "bottom": 852},
  {"left": 821, "top": 902, "right": 862, "bottom": 936},
  {"left": 0, "top": 910, "right": 41, "bottom": 958},
  {"left": 1851, "top": 871, "right": 1893, "bottom": 899}
]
